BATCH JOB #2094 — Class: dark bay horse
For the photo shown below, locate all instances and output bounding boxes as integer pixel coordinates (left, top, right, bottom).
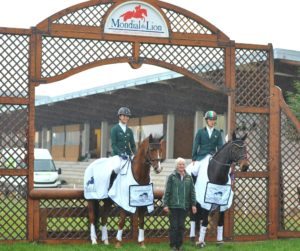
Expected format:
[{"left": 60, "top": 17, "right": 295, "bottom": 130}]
[
  {"left": 86, "top": 134, "right": 164, "bottom": 248},
  {"left": 195, "top": 131, "right": 249, "bottom": 247}
]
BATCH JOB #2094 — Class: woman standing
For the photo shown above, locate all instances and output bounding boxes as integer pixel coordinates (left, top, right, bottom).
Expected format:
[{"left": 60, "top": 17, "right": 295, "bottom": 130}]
[{"left": 163, "top": 157, "right": 197, "bottom": 251}]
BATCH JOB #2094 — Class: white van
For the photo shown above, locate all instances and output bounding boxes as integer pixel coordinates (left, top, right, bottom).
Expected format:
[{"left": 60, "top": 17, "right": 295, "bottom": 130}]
[
  {"left": 0, "top": 148, "right": 61, "bottom": 196},
  {"left": 34, "top": 148, "right": 61, "bottom": 188}
]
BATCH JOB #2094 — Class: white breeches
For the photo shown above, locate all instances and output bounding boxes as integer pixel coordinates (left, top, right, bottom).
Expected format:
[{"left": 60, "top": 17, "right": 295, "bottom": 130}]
[{"left": 186, "top": 155, "right": 212, "bottom": 176}]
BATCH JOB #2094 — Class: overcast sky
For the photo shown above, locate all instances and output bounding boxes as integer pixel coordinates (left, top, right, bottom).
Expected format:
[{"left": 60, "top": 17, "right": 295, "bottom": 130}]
[{"left": 0, "top": 0, "right": 299, "bottom": 96}]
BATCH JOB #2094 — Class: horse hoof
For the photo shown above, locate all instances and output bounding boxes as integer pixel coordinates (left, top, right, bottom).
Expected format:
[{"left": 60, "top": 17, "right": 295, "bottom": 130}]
[
  {"left": 196, "top": 241, "right": 206, "bottom": 248},
  {"left": 139, "top": 242, "right": 146, "bottom": 249},
  {"left": 115, "top": 241, "right": 122, "bottom": 249},
  {"left": 103, "top": 239, "right": 109, "bottom": 245},
  {"left": 190, "top": 237, "right": 196, "bottom": 243},
  {"left": 216, "top": 241, "right": 224, "bottom": 246},
  {"left": 91, "top": 239, "right": 97, "bottom": 245}
]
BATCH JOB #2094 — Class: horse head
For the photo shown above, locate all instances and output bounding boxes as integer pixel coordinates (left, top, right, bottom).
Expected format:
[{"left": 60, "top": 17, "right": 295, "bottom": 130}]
[
  {"left": 232, "top": 131, "right": 249, "bottom": 172},
  {"left": 146, "top": 134, "right": 164, "bottom": 174}
]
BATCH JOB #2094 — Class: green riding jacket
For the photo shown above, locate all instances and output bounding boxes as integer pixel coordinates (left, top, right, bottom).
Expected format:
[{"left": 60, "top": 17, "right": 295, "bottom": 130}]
[
  {"left": 110, "top": 123, "right": 136, "bottom": 156},
  {"left": 163, "top": 170, "right": 196, "bottom": 210},
  {"left": 192, "top": 127, "right": 223, "bottom": 161}
]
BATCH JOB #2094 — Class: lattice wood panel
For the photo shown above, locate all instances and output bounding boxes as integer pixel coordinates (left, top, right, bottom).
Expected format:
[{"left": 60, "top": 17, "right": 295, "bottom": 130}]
[
  {"left": 279, "top": 112, "right": 300, "bottom": 231},
  {"left": 0, "top": 176, "right": 27, "bottom": 240},
  {"left": 235, "top": 49, "right": 269, "bottom": 107},
  {"left": 41, "top": 37, "right": 133, "bottom": 78},
  {"left": 162, "top": 8, "right": 213, "bottom": 34},
  {"left": 0, "top": 105, "right": 28, "bottom": 169},
  {"left": 0, "top": 34, "right": 29, "bottom": 98},
  {"left": 144, "top": 198, "right": 169, "bottom": 238},
  {"left": 53, "top": 3, "right": 113, "bottom": 26},
  {"left": 140, "top": 43, "right": 225, "bottom": 88},
  {"left": 236, "top": 113, "right": 269, "bottom": 172},
  {"left": 40, "top": 199, "right": 89, "bottom": 240},
  {"left": 233, "top": 177, "right": 268, "bottom": 235}
]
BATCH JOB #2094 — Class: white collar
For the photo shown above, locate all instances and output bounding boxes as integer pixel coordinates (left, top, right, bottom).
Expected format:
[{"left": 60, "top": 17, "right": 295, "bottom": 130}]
[
  {"left": 119, "top": 122, "right": 127, "bottom": 133},
  {"left": 206, "top": 126, "right": 214, "bottom": 138}
]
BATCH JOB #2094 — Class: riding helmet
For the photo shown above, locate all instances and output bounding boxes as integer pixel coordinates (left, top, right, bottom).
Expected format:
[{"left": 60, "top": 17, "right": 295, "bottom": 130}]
[
  {"left": 117, "top": 107, "right": 132, "bottom": 117},
  {"left": 204, "top": 110, "right": 217, "bottom": 120}
]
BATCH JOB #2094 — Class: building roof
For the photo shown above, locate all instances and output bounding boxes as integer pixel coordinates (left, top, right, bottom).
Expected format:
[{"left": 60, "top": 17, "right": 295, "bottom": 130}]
[
  {"left": 274, "top": 48, "right": 300, "bottom": 62},
  {"left": 35, "top": 71, "right": 182, "bottom": 106}
]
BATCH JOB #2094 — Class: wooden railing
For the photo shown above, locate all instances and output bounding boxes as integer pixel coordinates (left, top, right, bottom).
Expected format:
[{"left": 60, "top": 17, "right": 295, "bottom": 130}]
[{"left": 30, "top": 188, "right": 168, "bottom": 243}]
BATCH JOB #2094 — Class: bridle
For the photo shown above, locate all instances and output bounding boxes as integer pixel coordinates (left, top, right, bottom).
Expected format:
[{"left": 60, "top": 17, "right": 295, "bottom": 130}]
[
  {"left": 145, "top": 142, "right": 163, "bottom": 173},
  {"left": 230, "top": 140, "right": 248, "bottom": 163},
  {"left": 210, "top": 140, "right": 248, "bottom": 166}
]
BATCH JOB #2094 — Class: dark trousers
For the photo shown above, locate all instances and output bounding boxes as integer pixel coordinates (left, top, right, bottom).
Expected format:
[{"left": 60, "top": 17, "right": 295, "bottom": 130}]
[{"left": 169, "top": 208, "right": 187, "bottom": 248}]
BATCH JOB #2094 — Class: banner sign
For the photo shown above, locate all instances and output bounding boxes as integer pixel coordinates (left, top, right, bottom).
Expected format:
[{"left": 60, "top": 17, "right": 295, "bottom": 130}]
[
  {"left": 104, "top": 1, "right": 169, "bottom": 37},
  {"left": 204, "top": 182, "right": 232, "bottom": 206},
  {"left": 129, "top": 183, "right": 154, "bottom": 207}
]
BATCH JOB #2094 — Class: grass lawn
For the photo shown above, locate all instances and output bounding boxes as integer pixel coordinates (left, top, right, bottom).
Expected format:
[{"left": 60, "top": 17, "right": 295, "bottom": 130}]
[{"left": 0, "top": 239, "right": 299, "bottom": 251}]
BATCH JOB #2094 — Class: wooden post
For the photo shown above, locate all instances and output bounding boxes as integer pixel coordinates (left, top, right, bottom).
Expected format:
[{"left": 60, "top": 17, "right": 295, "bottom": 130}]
[
  {"left": 33, "top": 200, "right": 40, "bottom": 241},
  {"left": 224, "top": 41, "right": 236, "bottom": 241},
  {"left": 27, "top": 27, "right": 37, "bottom": 242},
  {"left": 268, "top": 45, "right": 280, "bottom": 239}
]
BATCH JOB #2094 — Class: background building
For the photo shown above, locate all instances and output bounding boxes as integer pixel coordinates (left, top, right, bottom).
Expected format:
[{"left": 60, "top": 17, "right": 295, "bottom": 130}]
[{"left": 35, "top": 48, "right": 299, "bottom": 161}]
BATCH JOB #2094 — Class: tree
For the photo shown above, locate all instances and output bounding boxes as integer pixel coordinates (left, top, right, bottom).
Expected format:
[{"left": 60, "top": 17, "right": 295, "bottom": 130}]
[
  {"left": 286, "top": 81, "right": 300, "bottom": 121},
  {"left": 285, "top": 80, "right": 300, "bottom": 142}
]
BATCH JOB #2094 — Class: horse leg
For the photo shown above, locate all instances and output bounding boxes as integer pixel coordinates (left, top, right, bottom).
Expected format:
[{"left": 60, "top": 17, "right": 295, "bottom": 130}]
[
  {"left": 100, "top": 198, "right": 112, "bottom": 245},
  {"left": 88, "top": 200, "right": 98, "bottom": 245},
  {"left": 190, "top": 202, "right": 201, "bottom": 242},
  {"left": 115, "top": 209, "right": 126, "bottom": 248},
  {"left": 217, "top": 211, "right": 225, "bottom": 245},
  {"left": 137, "top": 207, "right": 146, "bottom": 248},
  {"left": 196, "top": 208, "right": 209, "bottom": 248}
]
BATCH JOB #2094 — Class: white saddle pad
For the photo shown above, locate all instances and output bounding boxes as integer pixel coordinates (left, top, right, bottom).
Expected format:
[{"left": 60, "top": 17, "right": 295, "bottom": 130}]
[
  {"left": 84, "top": 158, "right": 114, "bottom": 200},
  {"left": 108, "top": 165, "right": 154, "bottom": 214},
  {"left": 194, "top": 155, "right": 233, "bottom": 212}
]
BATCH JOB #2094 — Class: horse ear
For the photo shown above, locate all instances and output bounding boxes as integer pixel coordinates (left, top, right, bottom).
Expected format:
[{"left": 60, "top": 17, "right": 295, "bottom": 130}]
[
  {"left": 232, "top": 131, "right": 237, "bottom": 141},
  {"left": 241, "top": 133, "right": 248, "bottom": 141},
  {"left": 149, "top": 134, "right": 153, "bottom": 143}
]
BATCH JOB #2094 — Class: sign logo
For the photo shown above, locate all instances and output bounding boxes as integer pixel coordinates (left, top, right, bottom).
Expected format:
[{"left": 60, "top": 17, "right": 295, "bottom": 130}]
[
  {"left": 120, "top": 5, "right": 147, "bottom": 22},
  {"left": 104, "top": 1, "right": 169, "bottom": 37}
]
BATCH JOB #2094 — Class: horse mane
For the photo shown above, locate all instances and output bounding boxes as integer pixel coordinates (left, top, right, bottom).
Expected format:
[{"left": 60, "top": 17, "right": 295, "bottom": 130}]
[
  {"left": 212, "top": 138, "right": 245, "bottom": 159},
  {"left": 212, "top": 141, "right": 231, "bottom": 158}
]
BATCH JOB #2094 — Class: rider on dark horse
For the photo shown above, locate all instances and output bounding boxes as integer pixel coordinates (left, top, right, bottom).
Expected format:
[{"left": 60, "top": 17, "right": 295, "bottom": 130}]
[
  {"left": 186, "top": 110, "right": 224, "bottom": 243},
  {"left": 110, "top": 107, "right": 136, "bottom": 175}
]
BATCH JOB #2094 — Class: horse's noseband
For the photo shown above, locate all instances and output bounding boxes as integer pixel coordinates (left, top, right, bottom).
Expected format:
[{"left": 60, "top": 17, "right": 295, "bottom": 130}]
[{"left": 230, "top": 141, "right": 248, "bottom": 163}]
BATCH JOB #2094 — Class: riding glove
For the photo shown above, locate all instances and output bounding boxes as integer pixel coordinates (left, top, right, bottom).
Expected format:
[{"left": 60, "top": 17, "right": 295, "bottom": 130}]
[{"left": 119, "top": 153, "right": 128, "bottom": 160}]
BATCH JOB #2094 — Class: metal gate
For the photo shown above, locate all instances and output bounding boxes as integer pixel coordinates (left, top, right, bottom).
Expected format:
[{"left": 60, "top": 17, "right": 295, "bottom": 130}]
[{"left": 0, "top": 0, "right": 299, "bottom": 242}]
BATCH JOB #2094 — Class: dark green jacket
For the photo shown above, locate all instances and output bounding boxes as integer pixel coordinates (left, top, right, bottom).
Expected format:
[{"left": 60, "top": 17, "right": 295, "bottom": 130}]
[
  {"left": 192, "top": 127, "right": 223, "bottom": 161},
  {"left": 110, "top": 124, "right": 136, "bottom": 156},
  {"left": 163, "top": 171, "right": 196, "bottom": 210}
]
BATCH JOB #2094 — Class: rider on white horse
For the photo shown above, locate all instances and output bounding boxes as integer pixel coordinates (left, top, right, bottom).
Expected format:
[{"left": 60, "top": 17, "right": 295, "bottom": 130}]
[{"left": 186, "top": 110, "right": 224, "bottom": 245}]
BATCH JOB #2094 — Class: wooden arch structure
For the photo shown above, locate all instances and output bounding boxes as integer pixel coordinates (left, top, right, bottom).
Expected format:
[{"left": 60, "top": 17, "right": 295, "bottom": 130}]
[{"left": 0, "top": 0, "right": 299, "bottom": 243}]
